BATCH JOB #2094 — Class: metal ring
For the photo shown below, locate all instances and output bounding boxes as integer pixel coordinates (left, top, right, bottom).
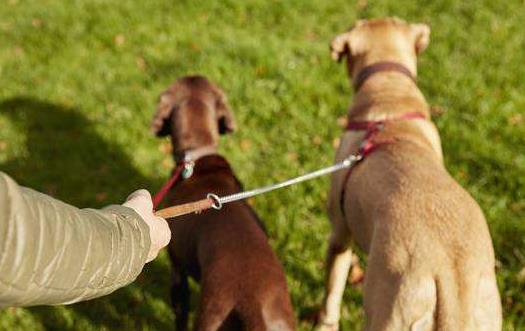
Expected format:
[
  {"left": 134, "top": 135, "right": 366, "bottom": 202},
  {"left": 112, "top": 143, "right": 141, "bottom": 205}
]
[{"left": 207, "top": 193, "right": 223, "bottom": 210}]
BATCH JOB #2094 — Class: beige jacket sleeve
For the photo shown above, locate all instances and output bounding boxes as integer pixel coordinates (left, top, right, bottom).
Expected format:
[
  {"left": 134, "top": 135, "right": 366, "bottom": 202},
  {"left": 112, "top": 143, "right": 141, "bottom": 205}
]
[{"left": 0, "top": 172, "right": 151, "bottom": 307}]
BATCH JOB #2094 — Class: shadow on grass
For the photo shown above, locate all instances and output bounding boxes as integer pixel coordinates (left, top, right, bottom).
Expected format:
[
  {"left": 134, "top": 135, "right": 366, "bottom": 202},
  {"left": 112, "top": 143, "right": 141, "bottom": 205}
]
[{"left": 0, "top": 96, "right": 173, "bottom": 330}]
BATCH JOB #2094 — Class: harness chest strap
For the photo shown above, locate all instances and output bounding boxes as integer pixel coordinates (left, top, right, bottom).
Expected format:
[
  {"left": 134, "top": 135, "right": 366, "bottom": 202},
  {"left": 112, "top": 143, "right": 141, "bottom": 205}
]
[
  {"left": 339, "top": 111, "right": 427, "bottom": 216},
  {"left": 152, "top": 162, "right": 186, "bottom": 210}
]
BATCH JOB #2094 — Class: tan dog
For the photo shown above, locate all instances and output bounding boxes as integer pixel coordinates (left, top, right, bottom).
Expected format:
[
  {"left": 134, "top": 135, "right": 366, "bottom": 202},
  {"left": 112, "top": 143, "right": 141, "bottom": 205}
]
[{"left": 317, "top": 18, "right": 502, "bottom": 331}]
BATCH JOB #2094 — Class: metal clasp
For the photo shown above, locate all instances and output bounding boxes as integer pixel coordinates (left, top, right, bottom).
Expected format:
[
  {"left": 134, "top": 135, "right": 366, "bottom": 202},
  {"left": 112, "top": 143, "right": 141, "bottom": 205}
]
[
  {"left": 207, "top": 193, "right": 222, "bottom": 210},
  {"left": 182, "top": 161, "right": 195, "bottom": 179}
]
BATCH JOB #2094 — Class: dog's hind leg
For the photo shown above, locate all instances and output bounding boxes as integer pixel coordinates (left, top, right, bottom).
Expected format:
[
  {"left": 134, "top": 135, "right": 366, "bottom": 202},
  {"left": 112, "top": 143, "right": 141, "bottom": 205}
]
[
  {"left": 316, "top": 230, "right": 353, "bottom": 331},
  {"left": 171, "top": 266, "right": 190, "bottom": 331}
]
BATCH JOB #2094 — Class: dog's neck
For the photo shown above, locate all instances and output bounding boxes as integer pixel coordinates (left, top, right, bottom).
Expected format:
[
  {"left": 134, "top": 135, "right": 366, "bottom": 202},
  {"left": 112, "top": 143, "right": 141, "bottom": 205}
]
[
  {"left": 191, "top": 154, "right": 235, "bottom": 176},
  {"left": 353, "top": 62, "right": 415, "bottom": 92},
  {"left": 348, "top": 62, "right": 429, "bottom": 122},
  {"left": 185, "top": 154, "right": 243, "bottom": 192},
  {"left": 174, "top": 145, "right": 218, "bottom": 163}
]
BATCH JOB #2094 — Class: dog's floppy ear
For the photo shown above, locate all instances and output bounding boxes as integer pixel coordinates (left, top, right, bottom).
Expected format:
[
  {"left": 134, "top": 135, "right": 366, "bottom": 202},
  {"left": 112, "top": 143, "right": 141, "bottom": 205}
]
[
  {"left": 212, "top": 84, "right": 236, "bottom": 135},
  {"left": 411, "top": 23, "right": 431, "bottom": 54},
  {"left": 330, "top": 32, "right": 353, "bottom": 62},
  {"left": 330, "top": 20, "right": 366, "bottom": 62},
  {"left": 151, "top": 92, "right": 175, "bottom": 137}
]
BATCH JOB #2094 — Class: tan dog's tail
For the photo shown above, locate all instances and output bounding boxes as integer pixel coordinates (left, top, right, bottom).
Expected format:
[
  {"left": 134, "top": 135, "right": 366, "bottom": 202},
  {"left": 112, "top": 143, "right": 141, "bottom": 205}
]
[
  {"left": 433, "top": 272, "right": 464, "bottom": 330},
  {"left": 432, "top": 270, "right": 501, "bottom": 331}
]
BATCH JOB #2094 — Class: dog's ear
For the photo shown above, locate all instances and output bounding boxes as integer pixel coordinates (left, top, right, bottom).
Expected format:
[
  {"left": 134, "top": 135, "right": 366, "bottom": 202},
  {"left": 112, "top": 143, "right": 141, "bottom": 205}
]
[
  {"left": 330, "top": 20, "right": 367, "bottom": 62},
  {"left": 151, "top": 92, "right": 175, "bottom": 137},
  {"left": 330, "top": 32, "right": 353, "bottom": 62},
  {"left": 212, "top": 84, "right": 236, "bottom": 135},
  {"left": 330, "top": 22, "right": 366, "bottom": 63},
  {"left": 411, "top": 23, "right": 431, "bottom": 54}
]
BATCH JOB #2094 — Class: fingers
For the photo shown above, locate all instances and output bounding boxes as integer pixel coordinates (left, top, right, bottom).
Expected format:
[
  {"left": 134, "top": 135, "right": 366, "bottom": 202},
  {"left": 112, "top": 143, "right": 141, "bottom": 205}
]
[
  {"left": 123, "top": 189, "right": 172, "bottom": 263},
  {"left": 147, "top": 214, "right": 171, "bottom": 262}
]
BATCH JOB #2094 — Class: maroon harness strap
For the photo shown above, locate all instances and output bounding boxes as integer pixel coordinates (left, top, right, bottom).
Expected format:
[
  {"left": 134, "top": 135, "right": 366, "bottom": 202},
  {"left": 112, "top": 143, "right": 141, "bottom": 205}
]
[
  {"left": 354, "top": 61, "right": 416, "bottom": 92},
  {"left": 339, "top": 112, "right": 427, "bottom": 216},
  {"left": 153, "top": 162, "right": 186, "bottom": 210}
]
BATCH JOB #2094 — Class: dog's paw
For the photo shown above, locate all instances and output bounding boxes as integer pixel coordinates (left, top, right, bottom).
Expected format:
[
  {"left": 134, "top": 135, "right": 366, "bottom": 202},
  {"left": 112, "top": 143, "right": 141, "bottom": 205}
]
[
  {"left": 315, "top": 321, "right": 340, "bottom": 331},
  {"left": 301, "top": 307, "right": 339, "bottom": 331}
]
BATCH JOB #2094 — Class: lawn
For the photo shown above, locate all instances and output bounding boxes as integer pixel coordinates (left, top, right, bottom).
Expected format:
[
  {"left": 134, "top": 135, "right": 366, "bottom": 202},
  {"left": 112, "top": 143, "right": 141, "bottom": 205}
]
[{"left": 0, "top": 0, "right": 524, "bottom": 330}]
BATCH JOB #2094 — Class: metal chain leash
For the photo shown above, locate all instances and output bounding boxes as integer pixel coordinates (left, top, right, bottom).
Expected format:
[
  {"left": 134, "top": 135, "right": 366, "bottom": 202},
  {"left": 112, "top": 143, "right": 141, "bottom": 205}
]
[{"left": 206, "top": 153, "right": 363, "bottom": 210}]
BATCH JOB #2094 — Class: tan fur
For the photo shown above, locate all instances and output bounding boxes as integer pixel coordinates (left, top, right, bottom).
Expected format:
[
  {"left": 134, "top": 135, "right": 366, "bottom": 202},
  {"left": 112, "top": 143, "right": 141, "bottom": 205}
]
[{"left": 318, "top": 18, "right": 502, "bottom": 331}]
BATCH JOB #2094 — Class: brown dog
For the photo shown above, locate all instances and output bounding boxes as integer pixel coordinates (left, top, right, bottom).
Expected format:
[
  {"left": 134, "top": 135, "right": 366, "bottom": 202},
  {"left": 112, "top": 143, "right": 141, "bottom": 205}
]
[
  {"left": 316, "top": 18, "right": 502, "bottom": 331},
  {"left": 152, "top": 76, "right": 296, "bottom": 331}
]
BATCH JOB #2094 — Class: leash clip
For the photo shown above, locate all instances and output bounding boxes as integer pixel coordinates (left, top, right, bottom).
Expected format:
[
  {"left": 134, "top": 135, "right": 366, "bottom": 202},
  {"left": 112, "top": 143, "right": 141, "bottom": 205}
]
[
  {"left": 182, "top": 160, "right": 195, "bottom": 179},
  {"left": 207, "top": 193, "right": 222, "bottom": 210},
  {"left": 342, "top": 154, "right": 362, "bottom": 167}
]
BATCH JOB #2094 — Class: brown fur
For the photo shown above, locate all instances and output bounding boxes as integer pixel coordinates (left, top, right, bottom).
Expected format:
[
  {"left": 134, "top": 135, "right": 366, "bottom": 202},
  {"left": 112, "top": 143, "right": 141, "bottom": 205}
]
[
  {"left": 153, "top": 76, "right": 295, "bottom": 331},
  {"left": 317, "top": 18, "right": 502, "bottom": 331}
]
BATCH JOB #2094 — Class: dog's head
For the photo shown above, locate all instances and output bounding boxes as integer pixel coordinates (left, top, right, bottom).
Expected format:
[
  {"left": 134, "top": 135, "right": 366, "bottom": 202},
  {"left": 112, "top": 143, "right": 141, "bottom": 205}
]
[
  {"left": 330, "top": 17, "right": 430, "bottom": 79},
  {"left": 151, "top": 75, "right": 236, "bottom": 157}
]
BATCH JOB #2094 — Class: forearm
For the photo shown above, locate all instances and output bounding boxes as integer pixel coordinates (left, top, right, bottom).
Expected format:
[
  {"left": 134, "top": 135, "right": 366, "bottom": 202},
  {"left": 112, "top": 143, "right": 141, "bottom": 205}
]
[{"left": 0, "top": 172, "right": 151, "bottom": 307}]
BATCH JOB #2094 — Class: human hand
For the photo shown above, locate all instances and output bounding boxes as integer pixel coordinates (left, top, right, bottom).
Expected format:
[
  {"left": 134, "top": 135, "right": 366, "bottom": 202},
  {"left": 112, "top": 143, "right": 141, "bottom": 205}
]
[{"left": 123, "top": 189, "right": 171, "bottom": 262}]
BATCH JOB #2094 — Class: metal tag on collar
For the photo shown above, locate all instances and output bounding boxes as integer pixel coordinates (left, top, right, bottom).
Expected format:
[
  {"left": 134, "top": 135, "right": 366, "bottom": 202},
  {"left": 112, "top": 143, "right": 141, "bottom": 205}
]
[{"left": 182, "top": 157, "right": 195, "bottom": 179}]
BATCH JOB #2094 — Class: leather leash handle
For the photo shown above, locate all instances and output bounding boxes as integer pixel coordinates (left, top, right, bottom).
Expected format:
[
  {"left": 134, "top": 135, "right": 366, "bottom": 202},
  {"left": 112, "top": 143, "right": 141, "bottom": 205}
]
[{"left": 155, "top": 198, "right": 214, "bottom": 219}]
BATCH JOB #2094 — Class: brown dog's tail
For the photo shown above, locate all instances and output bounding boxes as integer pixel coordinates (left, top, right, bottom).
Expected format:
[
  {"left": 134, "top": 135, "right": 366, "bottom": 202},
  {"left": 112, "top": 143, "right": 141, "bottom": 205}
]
[
  {"left": 232, "top": 294, "right": 295, "bottom": 331},
  {"left": 194, "top": 297, "right": 236, "bottom": 331}
]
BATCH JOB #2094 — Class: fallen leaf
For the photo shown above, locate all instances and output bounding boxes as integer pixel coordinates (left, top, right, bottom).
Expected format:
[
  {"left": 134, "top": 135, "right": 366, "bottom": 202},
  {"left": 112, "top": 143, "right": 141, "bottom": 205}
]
[
  {"left": 240, "top": 139, "right": 252, "bottom": 151},
  {"left": 96, "top": 192, "right": 108, "bottom": 202},
  {"left": 1, "top": 23, "right": 12, "bottom": 31},
  {"left": 305, "top": 31, "right": 318, "bottom": 41},
  {"left": 159, "top": 141, "right": 173, "bottom": 155},
  {"left": 114, "top": 34, "right": 125, "bottom": 47},
  {"left": 430, "top": 106, "right": 446, "bottom": 116},
  {"left": 509, "top": 114, "right": 523, "bottom": 126},
  {"left": 349, "top": 254, "right": 365, "bottom": 285},
  {"left": 32, "top": 18, "right": 42, "bottom": 27},
  {"left": 44, "top": 185, "right": 57, "bottom": 196},
  {"left": 287, "top": 152, "right": 298, "bottom": 161},
  {"left": 332, "top": 137, "right": 340, "bottom": 148},
  {"left": 312, "top": 136, "right": 322, "bottom": 146},
  {"left": 336, "top": 116, "right": 348, "bottom": 128},
  {"left": 518, "top": 267, "right": 525, "bottom": 283},
  {"left": 162, "top": 158, "right": 173, "bottom": 169},
  {"left": 136, "top": 56, "right": 146, "bottom": 71},
  {"left": 255, "top": 66, "right": 266, "bottom": 76},
  {"left": 190, "top": 42, "right": 200, "bottom": 51},
  {"left": 14, "top": 46, "right": 24, "bottom": 57},
  {"left": 357, "top": 0, "right": 368, "bottom": 9}
]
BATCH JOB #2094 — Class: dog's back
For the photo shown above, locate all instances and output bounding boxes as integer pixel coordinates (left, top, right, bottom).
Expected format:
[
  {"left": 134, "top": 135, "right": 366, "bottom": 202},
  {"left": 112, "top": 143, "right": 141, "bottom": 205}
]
[
  {"left": 166, "top": 155, "right": 295, "bottom": 331},
  {"left": 344, "top": 140, "right": 501, "bottom": 330}
]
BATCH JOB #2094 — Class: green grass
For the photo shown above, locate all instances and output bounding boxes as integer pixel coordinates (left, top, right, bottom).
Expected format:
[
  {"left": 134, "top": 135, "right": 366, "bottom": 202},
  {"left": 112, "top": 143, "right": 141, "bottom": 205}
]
[{"left": 1, "top": 0, "right": 524, "bottom": 329}]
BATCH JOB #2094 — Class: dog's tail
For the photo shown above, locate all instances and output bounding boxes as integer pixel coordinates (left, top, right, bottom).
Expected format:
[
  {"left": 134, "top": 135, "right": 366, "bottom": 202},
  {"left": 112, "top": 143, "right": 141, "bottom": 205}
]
[
  {"left": 194, "top": 298, "right": 237, "bottom": 331},
  {"left": 432, "top": 270, "right": 465, "bottom": 330},
  {"left": 432, "top": 269, "right": 501, "bottom": 331},
  {"left": 235, "top": 297, "right": 295, "bottom": 331}
]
